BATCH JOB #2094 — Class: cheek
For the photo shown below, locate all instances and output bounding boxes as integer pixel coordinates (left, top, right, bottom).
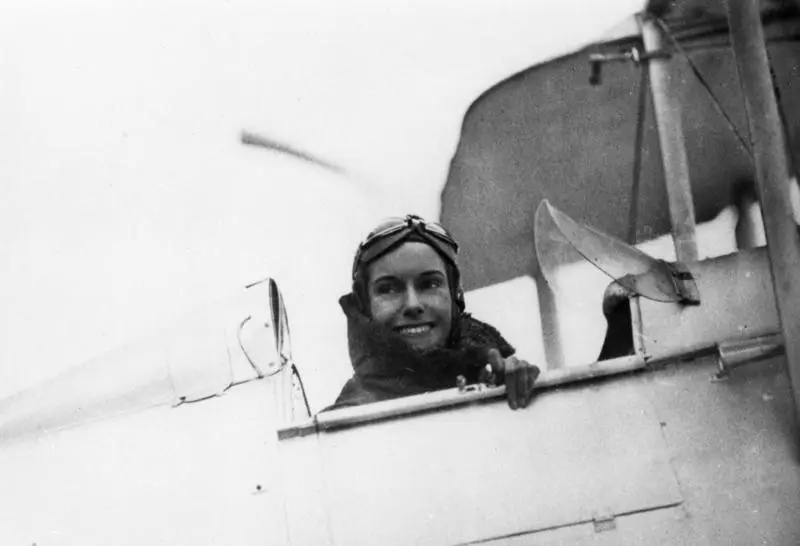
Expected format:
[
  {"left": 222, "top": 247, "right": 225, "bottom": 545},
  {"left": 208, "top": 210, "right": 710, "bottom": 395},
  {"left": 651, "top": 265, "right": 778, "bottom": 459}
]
[
  {"left": 369, "top": 295, "right": 401, "bottom": 324},
  {"left": 427, "top": 292, "right": 454, "bottom": 327},
  {"left": 439, "top": 306, "right": 453, "bottom": 334},
  {"left": 430, "top": 291, "right": 452, "bottom": 314}
]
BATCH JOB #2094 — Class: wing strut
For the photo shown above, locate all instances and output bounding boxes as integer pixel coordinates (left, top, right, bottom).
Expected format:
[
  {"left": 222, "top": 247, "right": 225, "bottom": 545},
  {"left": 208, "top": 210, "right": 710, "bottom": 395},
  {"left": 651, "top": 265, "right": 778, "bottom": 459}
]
[
  {"left": 639, "top": 13, "right": 698, "bottom": 262},
  {"left": 726, "top": 0, "right": 800, "bottom": 447}
]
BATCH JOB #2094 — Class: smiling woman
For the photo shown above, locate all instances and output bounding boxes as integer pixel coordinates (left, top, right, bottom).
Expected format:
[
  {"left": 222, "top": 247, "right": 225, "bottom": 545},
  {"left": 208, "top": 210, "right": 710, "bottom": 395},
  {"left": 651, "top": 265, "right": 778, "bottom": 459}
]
[
  {"left": 368, "top": 243, "right": 453, "bottom": 352},
  {"left": 325, "top": 215, "right": 540, "bottom": 411}
]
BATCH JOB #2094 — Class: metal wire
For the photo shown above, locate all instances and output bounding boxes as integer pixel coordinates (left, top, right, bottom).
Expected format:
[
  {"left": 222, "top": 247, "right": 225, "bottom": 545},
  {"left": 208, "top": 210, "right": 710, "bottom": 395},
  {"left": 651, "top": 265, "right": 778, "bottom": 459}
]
[
  {"left": 656, "top": 17, "right": 754, "bottom": 161},
  {"left": 291, "top": 363, "right": 312, "bottom": 419}
]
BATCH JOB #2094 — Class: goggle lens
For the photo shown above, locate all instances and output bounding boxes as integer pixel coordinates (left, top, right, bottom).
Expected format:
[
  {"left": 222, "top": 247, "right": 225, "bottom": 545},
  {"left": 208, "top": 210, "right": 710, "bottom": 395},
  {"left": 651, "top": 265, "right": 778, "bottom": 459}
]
[{"left": 352, "top": 215, "right": 458, "bottom": 278}]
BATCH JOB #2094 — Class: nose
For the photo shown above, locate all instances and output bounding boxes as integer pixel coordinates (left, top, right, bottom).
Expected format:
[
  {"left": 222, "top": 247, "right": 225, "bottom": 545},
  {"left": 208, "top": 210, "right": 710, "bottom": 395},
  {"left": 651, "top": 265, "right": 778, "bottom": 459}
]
[{"left": 403, "top": 286, "right": 424, "bottom": 316}]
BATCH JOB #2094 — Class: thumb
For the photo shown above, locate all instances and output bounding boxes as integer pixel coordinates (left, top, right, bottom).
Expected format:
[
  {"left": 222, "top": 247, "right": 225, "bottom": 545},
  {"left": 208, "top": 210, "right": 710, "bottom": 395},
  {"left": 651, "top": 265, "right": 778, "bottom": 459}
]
[{"left": 487, "top": 348, "right": 505, "bottom": 374}]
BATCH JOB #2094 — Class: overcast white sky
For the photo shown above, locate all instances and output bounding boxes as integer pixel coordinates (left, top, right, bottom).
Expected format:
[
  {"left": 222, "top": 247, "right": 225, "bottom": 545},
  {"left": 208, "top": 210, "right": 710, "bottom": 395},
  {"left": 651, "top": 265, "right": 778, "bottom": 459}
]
[{"left": 0, "top": 0, "right": 645, "bottom": 407}]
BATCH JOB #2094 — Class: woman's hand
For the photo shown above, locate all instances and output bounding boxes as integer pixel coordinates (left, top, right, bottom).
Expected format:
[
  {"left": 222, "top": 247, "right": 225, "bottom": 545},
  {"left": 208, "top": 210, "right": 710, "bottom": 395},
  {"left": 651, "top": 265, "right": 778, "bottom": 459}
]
[{"left": 488, "top": 349, "right": 540, "bottom": 410}]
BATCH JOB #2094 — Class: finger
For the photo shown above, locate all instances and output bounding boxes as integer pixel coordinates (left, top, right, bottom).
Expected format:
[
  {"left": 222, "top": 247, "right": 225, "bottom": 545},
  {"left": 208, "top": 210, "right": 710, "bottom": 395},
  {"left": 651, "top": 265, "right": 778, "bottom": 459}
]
[
  {"left": 518, "top": 370, "right": 533, "bottom": 409},
  {"left": 519, "top": 362, "right": 541, "bottom": 408},
  {"left": 505, "top": 356, "right": 519, "bottom": 410},
  {"left": 514, "top": 359, "right": 533, "bottom": 409},
  {"left": 487, "top": 348, "right": 504, "bottom": 375}
]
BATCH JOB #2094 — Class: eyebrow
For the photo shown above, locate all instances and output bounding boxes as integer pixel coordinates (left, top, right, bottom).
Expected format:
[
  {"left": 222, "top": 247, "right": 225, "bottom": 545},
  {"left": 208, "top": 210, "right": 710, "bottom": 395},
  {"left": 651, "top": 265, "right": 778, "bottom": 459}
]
[
  {"left": 371, "top": 270, "right": 445, "bottom": 284},
  {"left": 371, "top": 275, "right": 399, "bottom": 284},
  {"left": 419, "top": 270, "right": 446, "bottom": 278}
]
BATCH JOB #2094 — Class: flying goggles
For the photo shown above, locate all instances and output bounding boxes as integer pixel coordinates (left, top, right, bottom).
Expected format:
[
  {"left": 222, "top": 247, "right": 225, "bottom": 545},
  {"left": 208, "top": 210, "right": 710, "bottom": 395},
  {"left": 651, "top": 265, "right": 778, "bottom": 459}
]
[{"left": 352, "top": 214, "right": 459, "bottom": 279}]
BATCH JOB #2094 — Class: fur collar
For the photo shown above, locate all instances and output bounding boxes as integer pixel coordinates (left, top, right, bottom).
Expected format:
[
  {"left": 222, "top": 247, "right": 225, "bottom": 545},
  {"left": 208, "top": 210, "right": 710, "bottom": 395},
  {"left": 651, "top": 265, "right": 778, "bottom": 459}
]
[{"left": 327, "top": 293, "right": 514, "bottom": 409}]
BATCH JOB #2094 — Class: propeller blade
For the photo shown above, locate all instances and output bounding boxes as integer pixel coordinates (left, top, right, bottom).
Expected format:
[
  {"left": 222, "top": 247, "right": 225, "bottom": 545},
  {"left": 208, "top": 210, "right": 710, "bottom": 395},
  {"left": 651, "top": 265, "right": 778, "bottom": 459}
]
[{"left": 241, "top": 130, "right": 346, "bottom": 174}]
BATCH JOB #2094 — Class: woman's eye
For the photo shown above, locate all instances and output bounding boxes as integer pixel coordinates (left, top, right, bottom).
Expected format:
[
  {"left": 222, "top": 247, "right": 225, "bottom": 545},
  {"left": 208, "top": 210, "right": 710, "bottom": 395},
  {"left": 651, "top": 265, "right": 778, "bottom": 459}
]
[
  {"left": 374, "top": 283, "right": 399, "bottom": 295},
  {"left": 421, "top": 278, "right": 443, "bottom": 290}
]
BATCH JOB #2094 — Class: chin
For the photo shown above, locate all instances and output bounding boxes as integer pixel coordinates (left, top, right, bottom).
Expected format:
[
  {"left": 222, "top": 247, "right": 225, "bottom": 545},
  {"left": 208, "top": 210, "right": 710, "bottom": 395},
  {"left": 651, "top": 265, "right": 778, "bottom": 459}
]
[{"left": 407, "top": 337, "right": 445, "bottom": 353}]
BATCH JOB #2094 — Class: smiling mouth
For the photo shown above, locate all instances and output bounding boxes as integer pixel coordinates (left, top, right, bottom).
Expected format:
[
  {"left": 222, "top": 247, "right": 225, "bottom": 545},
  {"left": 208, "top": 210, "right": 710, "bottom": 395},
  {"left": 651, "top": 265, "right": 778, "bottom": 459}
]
[{"left": 396, "top": 324, "right": 433, "bottom": 336}]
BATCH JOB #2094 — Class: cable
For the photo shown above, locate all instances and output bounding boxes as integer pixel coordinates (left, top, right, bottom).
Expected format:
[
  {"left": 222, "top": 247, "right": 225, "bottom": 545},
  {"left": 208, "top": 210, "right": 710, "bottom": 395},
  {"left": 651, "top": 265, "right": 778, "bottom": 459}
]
[
  {"left": 291, "top": 363, "right": 312, "bottom": 419},
  {"left": 656, "top": 17, "right": 754, "bottom": 161},
  {"left": 237, "top": 315, "right": 264, "bottom": 378}
]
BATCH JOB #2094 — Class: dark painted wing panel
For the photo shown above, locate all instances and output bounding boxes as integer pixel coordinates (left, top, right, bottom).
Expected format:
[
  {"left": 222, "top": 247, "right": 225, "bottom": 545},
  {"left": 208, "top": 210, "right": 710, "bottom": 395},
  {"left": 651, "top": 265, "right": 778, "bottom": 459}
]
[{"left": 441, "top": 15, "right": 800, "bottom": 290}]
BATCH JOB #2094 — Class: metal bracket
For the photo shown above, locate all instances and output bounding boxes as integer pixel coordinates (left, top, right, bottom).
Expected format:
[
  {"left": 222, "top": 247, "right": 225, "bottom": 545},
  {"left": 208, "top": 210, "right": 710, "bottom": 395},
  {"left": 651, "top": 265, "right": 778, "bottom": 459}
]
[
  {"left": 665, "top": 261, "right": 701, "bottom": 305},
  {"left": 714, "top": 333, "right": 784, "bottom": 379},
  {"left": 456, "top": 375, "right": 487, "bottom": 394},
  {"left": 589, "top": 47, "right": 671, "bottom": 85}
]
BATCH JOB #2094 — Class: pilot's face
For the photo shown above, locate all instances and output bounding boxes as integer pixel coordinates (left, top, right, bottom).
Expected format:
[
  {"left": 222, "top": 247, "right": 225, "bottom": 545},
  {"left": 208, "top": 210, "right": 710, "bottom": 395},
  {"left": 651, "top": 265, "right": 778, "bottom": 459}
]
[{"left": 367, "top": 242, "right": 453, "bottom": 352}]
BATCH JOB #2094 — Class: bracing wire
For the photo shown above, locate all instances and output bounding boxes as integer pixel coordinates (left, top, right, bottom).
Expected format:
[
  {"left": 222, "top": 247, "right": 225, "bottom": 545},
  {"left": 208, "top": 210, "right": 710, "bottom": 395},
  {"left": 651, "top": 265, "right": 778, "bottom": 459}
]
[{"left": 656, "top": 17, "right": 754, "bottom": 161}]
